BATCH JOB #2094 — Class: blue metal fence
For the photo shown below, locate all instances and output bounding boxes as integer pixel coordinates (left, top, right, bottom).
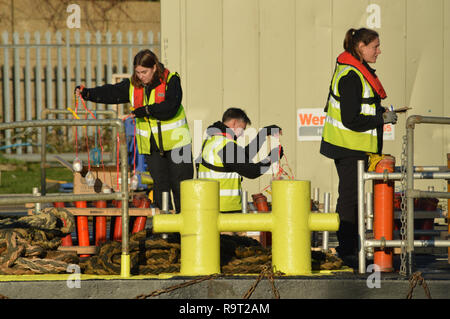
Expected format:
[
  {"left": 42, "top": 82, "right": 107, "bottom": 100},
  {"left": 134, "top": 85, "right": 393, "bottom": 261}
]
[{"left": 1, "top": 30, "right": 160, "bottom": 155}]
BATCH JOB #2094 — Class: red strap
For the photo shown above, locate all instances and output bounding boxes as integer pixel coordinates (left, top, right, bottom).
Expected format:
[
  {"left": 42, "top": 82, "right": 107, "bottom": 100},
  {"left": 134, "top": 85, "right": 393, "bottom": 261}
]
[
  {"left": 337, "top": 51, "right": 387, "bottom": 99},
  {"left": 133, "top": 87, "right": 144, "bottom": 108},
  {"left": 133, "top": 68, "right": 170, "bottom": 108},
  {"left": 217, "top": 132, "right": 234, "bottom": 140},
  {"left": 154, "top": 68, "right": 170, "bottom": 104}
]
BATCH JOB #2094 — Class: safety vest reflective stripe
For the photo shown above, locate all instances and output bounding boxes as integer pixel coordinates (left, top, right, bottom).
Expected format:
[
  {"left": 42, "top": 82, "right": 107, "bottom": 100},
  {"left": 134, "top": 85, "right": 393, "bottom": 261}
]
[
  {"left": 201, "top": 137, "right": 226, "bottom": 165},
  {"left": 323, "top": 63, "right": 378, "bottom": 153},
  {"left": 129, "top": 71, "right": 191, "bottom": 153},
  {"left": 198, "top": 170, "right": 239, "bottom": 179},
  {"left": 136, "top": 128, "right": 149, "bottom": 138},
  {"left": 149, "top": 118, "right": 188, "bottom": 134},
  {"left": 220, "top": 189, "right": 241, "bottom": 197},
  {"left": 328, "top": 94, "right": 375, "bottom": 116},
  {"left": 198, "top": 135, "right": 241, "bottom": 212},
  {"left": 325, "top": 116, "right": 377, "bottom": 137},
  {"left": 323, "top": 120, "right": 378, "bottom": 152}
]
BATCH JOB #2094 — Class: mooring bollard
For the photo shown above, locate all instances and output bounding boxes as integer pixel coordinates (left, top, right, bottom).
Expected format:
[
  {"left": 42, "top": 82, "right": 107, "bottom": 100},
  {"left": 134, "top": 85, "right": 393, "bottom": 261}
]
[{"left": 153, "top": 179, "right": 339, "bottom": 276}]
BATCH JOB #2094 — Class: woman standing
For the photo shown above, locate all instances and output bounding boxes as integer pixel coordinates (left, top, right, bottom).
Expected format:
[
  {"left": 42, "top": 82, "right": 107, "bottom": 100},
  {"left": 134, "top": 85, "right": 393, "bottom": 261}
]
[
  {"left": 76, "top": 49, "right": 193, "bottom": 213},
  {"left": 320, "top": 28, "right": 397, "bottom": 266}
]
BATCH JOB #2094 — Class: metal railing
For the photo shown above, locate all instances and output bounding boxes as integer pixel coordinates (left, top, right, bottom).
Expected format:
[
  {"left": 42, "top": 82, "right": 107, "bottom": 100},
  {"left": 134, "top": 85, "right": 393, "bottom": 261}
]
[
  {"left": 358, "top": 115, "right": 450, "bottom": 275},
  {"left": 39, "top": 108, "right": 118, "bottom": 195},
  {"left": 0, "top": 119, "right": 132, "bottom": 277}
]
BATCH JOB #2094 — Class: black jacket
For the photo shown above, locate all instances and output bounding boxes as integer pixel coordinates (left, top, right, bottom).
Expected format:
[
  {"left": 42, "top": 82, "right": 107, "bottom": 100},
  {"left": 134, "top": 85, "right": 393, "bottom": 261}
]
[
  {"left": 320, "top": 61, "right": 385, "bottom": 159},
  {"left": 199, "top": 121, "right": 279, "bottom": 179},
  {"left": 81, "top": 64, "right": 183, "bottom": 152}
]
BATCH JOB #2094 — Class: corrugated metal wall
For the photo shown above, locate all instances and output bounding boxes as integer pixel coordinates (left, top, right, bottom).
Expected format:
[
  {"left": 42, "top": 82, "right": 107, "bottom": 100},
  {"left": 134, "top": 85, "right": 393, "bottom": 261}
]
[{"left": 161, "top": 0, "right": 450, "bottom": 207}]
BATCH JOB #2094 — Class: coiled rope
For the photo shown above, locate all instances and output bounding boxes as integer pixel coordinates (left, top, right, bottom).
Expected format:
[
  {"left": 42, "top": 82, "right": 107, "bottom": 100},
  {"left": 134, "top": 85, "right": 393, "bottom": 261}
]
[{"left": 0, "top": 208, "right": 77, "bottom": 275}]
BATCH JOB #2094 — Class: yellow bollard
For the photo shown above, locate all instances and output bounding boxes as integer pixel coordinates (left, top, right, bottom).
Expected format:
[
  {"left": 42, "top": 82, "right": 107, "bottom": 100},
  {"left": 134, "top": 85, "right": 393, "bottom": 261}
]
[
  {"left": 271, "top": 180, "right": 339, "bottom": 275},
  {"left": 153, "top": 179, "right": 221, "bottom": 275},
  {"left": 153, "top": 179, "right": 339, "bottom": 276},
  {"left": 272, "top": 180, "right": 312, "bottom": 275},
  {"left": 120, "top": 254, "right": 131, "bottom": 277}
]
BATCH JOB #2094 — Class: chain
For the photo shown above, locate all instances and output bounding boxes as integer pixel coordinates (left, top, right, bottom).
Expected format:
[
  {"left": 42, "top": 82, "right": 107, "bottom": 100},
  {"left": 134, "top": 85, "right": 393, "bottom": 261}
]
[
  {"left": 243, "top": 264, "right": 282, "bottom": 299},
  {"left": 406, "top": 271, "right": 432, "bottom": 299},
  {"left": 399, "top": 135, "right": 408, "bottom": 276},
  {"left": 134, "top": 274, "right": 221, "bottom": 299}
]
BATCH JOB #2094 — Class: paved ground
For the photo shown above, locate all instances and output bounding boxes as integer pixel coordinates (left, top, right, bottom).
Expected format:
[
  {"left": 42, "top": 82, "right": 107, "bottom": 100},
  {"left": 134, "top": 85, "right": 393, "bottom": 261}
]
[{"left": 0, "top": 254, "right": 448, "bottom": 300}]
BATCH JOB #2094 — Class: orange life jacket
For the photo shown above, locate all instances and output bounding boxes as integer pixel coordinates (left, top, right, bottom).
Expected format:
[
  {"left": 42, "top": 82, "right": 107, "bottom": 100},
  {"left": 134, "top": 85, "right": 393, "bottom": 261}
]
[
  {"left": 337, "top": 51, "right": 387, "bottom": 99},
  {"left": 133, "top": 68, "right": 170, "bottom": 108}
]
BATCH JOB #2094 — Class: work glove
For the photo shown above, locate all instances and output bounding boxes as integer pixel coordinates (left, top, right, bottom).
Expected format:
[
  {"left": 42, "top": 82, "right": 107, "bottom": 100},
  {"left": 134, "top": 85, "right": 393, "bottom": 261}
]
[
  {"left": 132, "top": 105, "right": 151, "bottom": 118},
  {"left": 74, "top": 85, "right": 88, "bottom": 99},
  {"left": 263, "top": 124, "right": 282, "bottom": 137},
  {"left": 383, "top": 110, "right": 398, "bottom": 124}
]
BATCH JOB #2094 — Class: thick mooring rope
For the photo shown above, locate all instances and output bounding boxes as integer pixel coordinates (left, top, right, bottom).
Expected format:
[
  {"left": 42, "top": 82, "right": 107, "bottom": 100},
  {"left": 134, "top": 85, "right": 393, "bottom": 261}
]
[
  {"left": 0, "top": 209, "right": 344, "bottom": 277},
  {"left": 81, "top": 229, "right": 344, "bottom": 276},
  {"left": 0, "top": 208, "right": 78, "bottom": 275}
]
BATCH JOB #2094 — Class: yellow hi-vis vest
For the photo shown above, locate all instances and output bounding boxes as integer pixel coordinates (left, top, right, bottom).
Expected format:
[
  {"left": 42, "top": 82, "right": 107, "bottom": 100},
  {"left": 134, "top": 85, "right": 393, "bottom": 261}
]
[
  {"left": 129, "top": 72, "right": 191, "bottom": 154},
  {"left": 322, "top": 64, "right": 378, "bottom": 153},
  {"left": 197, "top": 134, "right": 241, "bottom": 212}
]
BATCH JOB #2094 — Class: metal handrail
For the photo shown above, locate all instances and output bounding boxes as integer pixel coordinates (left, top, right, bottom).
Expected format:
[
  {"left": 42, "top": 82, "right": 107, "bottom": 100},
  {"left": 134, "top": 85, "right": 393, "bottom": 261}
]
[
  {"left": 405, "top": 115, "right": 450, "bottom": 274},
  {"left": 358, "top": 115, "right": 450, "bottom": 275},
  {"left": 0, "top": 119, "right": 131, "bottom": 277},
  {"left": 40, "top": 108, "right": 118, "bottom": 195}
]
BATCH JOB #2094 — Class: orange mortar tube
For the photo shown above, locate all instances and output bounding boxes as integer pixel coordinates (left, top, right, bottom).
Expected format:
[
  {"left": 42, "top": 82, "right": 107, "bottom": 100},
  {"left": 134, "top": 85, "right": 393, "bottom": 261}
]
[
  {"left": 112, "top": 200, "right": 122, "bottom": 241},
  {"left": 132, "top": 197, "right": 150, "bottom": 234},
  {"left": 94, "top": 201, "right": 107, "bottom": 246},
  {"left": 75, "top": 201, "right": 90, "bottom": 257},
  {"left": 373, "top": 156, "right": 395, "bottom": 272},
  {"left": 252, "top": 193, "right": 272, "bottom": 247},
  {"left": 53, "top": 202, "right": 73, "bottom": 246}
]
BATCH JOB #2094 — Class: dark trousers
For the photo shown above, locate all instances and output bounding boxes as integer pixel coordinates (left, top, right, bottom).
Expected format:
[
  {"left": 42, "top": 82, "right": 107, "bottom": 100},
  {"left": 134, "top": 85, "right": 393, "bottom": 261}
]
[
  {"left": 334, "top": 156, "right": 368, "bottom": 257},
  {"left": 145, "top": 144, "right": 194, "bottom": 213}
]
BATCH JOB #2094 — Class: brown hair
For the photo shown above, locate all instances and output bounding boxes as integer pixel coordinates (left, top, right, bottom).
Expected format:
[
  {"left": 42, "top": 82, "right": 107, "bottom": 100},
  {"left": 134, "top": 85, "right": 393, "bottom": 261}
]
[
  {"left": 222, "top": 108, "right": 251, "bottom": 125},
  {"left": 343, "top": 28, "right": 379, "bottom": 62},
  {"left": 131, "top": 49, "right": 164, "bottom": 87}
]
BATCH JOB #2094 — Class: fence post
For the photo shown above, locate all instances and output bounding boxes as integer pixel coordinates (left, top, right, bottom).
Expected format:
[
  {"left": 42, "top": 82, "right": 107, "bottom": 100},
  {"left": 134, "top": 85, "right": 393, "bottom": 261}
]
[
  {"left": 13, "top": 32, "right": 22, "bottom": 154},
  {"left": 66, "top": 30, "right": 72, "bottom": 140},
  {"left": 2, "top": 31, "right": 11, "bottom": 154},
  {"left": 35, "top": 31, "right": 42, "bottom": 121},
  {"left": 45, "top": 31, "right": 52, "bottom": 113},
  {"left": 24, "top": 32, "right": 32, "bottom": 153}
]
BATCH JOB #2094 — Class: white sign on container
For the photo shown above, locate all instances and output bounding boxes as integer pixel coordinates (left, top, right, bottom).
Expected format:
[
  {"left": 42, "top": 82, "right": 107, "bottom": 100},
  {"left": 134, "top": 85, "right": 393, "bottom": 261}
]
[{"left": 297, "top": 108, "right": 394, "bottom": 141}]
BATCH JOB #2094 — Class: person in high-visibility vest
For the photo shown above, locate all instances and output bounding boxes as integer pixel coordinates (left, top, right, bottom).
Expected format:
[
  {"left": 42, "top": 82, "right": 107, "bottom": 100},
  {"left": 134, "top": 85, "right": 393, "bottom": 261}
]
[
  {"left": 197, "top": 108, "right": 283, "bottom": 213},
  {"left": 75, "top": 49, "right": 193, "bottom": 213},
  {"left": 320, "top": 28, "right": 398, "bottom": 267}
]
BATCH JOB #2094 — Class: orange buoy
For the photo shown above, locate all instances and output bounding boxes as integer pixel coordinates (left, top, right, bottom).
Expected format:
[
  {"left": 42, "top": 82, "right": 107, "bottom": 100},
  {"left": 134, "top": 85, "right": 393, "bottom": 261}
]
[
  {"left": 53, "top": 202, "right": 73, "bottom": 246},
  {"left": 373, "top": 155, "right": 395, "bottom": 272},
  {"left": 132, "top": 196, "right": 150, "bottom": 234},
  {"left": 252, "top": 193, "right": 272, "bottom": 247},
  {"left": 94, "top": 201, "right": 107, "bottom": 246},
  {"left": 75, "top": 201, "right": 90, "bottom": 257}
]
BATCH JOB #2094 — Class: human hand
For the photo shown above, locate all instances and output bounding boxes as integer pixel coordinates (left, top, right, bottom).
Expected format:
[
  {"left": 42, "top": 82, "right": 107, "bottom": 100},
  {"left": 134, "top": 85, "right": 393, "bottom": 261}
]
[
  {"left": 383, "top": 110, "right": 398, "bottom": 124},
  {"left": 263, "top": 124, "right": 282, "bottom": 137},
  {"left": 132, "top": 105, "right": 151, "bottom": 118},
  {"left": 74, "top": 85, "right": 84, "bottom": 98}
]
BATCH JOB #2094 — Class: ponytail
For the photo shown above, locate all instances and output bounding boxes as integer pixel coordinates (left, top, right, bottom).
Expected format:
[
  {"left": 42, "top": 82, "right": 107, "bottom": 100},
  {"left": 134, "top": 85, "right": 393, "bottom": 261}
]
[{"left": 343, "top": 28, "right": 379, "bottom": 61}]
